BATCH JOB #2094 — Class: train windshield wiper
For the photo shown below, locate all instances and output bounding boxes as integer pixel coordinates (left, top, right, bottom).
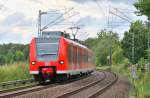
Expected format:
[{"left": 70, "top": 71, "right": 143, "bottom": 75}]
[{"left": 38, "top": 52, "right": 57, "bottom": 56}]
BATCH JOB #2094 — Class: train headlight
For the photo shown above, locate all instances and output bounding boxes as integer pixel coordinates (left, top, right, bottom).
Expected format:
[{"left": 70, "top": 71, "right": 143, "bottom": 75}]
[
  {"left": 31, "top": 61, "right": 36, "bottom": 65},
  {"left": 59, "top": 60, "right": 64, "bottom": 64}
]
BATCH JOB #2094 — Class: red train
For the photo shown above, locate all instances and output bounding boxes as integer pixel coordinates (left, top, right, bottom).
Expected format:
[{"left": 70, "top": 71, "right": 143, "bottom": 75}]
[{"left": 29, "top": 31, "right": 95, "bottom": 83}]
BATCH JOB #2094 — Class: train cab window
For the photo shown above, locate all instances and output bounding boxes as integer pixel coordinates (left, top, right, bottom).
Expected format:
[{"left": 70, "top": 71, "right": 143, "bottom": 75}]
[{"left": 36, "top": 37, "right": 59, "bottom": 61}]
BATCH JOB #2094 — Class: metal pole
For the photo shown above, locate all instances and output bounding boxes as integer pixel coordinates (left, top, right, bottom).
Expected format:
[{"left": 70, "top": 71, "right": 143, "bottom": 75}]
[
  {"left": 148, "top": 21, "right": 150, "bottom": 61},
  {"left": 109, "top": 31, "right": 112, "bottom": 66},
  {"left": 69, "top": 26, "right": 80, "bottom": 40},
  {"left": 38, "top": 10, "right": 41, "bottom": 37},
  {"left": 108, "top": 6, "right": 112, "bottom": 66},
  {"left": 132, "top": 29, "right": 135, "bottom": 64}
]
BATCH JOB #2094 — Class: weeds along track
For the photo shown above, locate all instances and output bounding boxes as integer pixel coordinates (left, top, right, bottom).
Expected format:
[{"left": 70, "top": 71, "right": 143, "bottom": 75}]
[
  {"left": 0, "top": 78, "right": 38, "bottom": 93},
  {"left": 56, "top": 71, "right": 118, "bottom": 98},
  {"left": 0, "top": 82, "right": 58, "bottom": 98}
]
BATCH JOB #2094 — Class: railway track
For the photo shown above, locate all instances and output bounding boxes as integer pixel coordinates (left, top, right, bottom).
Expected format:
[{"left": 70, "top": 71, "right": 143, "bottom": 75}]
[
  {"left": 0, "top": 71, "right": 118, "bottom": 98},
  {"left": 0, "top": 73, "right": 91, "bottom": 98},
  {"left": 0, "top": 78, "right": 38, "bottom": 94},
  {"left": 0, "top": 82, "right": 58, "bottom": 98},
  {"left": 56, "top": 71, "right": 118, "bottom": 98}
]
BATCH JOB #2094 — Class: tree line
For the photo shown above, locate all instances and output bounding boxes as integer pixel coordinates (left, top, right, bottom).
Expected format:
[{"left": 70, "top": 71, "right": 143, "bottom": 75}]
[
  {"left": 84, "top": 20, "right": 150, "bottom": 66},
  {"left": 0, "top": 43, "right": 29, "bottom": 65}
]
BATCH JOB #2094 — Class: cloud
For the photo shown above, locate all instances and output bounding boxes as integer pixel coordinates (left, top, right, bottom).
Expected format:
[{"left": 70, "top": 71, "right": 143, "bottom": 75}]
[
  {"left": 0, "top": 12, "right": 36, "bottom": 44},
  {"left": 0, "top": 0, "right": 147, "bottom": 43},
  {"left": 71, "top": 0, "right": 135, "bottom": 5},
  {"left": 71, "top": 0, "right": 95, "bottom": 4},
  {"left": 0, "top": 26, "right": 36, "bottom": 44},
  {"left": 1, "top": 13, "right": 36, "bottom": 27},
  {"left": 0, "top": 4, "right": 7, "bottom": 11},
  {"left": 77, "top": 16, "right": 102, "bottom": 26}
]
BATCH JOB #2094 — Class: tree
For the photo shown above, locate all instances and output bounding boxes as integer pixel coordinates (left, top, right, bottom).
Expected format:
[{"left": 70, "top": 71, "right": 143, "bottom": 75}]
[
  {"left": 15, "top": 51, "right": 25, "bottom": 61},
  {"left": 134, "top": 0, "right": 150, "bottom": 20},
  {"left": 22, "top": 45, "right": 29, "bottom": 61},
  {"left": 0, "top": 55, "right": 5, "bottom": 65},
  {"left": 122, "top": 20, "right": 149, "bottom": 63},
  {"left": 84, "top": 38, "right": 97, "bottom": 50},
  {"left": 95, "top": 38, "right": 111, "bottom": 65},
  {"left": 5, "top": 52, "right": 14, "bottom": 64},
  {"left": 0, "top": 43, "right": 29, "bottom": 65},
  {"left": 112, "top": 45, "right": 124, "bottom": 64},
  {"left": 84, "top": 30, "right": 123, "bottom": 66}
]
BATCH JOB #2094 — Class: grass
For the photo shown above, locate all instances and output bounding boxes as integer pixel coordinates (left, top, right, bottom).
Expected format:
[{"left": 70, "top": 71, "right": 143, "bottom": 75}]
[
  {"left": 96, "top": 66, "right": 111, "bottom": 71},
  {"left": 110, "top": 64, "right": 150, "bottom": 98},
  {"left": 0, "top": 62, "right": 32, "bottom": 83}
]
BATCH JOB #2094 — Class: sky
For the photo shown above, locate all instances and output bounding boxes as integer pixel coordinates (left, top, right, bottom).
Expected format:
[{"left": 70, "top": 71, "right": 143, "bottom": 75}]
[{"left": 0, "top": 0, "right": 147, "bottom": 44}]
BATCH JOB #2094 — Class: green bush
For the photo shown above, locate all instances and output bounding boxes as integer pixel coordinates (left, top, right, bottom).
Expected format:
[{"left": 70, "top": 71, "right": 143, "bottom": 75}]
[{"left": 0, "top": 62, "right": 31, "bottom": 82}]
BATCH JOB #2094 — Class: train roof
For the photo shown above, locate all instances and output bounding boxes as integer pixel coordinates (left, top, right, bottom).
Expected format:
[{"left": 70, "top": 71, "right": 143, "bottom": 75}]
[
  {"left": 42, "top": 31, "right": 70, "bottom": 38},
  {"left": 35, "top": 31, "right": 93, "bottom": 53},
  {"left": 64, "top": 38, "right": 93, "bottom": 53}
]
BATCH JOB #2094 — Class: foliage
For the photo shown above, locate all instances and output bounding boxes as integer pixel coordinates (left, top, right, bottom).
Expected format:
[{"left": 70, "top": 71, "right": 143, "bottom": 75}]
[
  {"left": 112, "top": 46, "right": 124, "bottom": 64},
  {"left": 0, "top": 62, "right": 31, "bottom": 82},
  {"left": 146, "top": 49, "right": 150, "bottom": 63},
  {"left": 112, "top": 62, "right": 150, "bottom": 98},
  {"left": 134, "top": 0, "right": 150, "bottom": 20},
  {"left": 121, "top": 20, "right": 149, "bottom": 64},
  {"left": 0, "top": 44, "right": 29, "bottom": 65},
  {"left": 15, "top": 51, "right": 25, "bottom": 61},
  {"left": 84, "top": 29, "right": 125, "bottom": 66}
]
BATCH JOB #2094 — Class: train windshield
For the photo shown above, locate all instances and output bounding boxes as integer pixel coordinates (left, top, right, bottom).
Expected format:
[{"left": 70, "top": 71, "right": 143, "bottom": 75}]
[{"left": 36, "top": 37, "right": 60, "bottom": 61}]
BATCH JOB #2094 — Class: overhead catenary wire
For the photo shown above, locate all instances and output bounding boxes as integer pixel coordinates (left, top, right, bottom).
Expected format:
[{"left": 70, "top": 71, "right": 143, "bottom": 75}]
[
  {"left": 96, "top": 0, "right": 106, "bottom": 17},
  {"left": 41, "top": 7, "right": 74, "bottom": 31},
  {"left": 109, "top": 11, "right": 132, "bottom": 23},
  {"left": 47, "top": 12, "right": 79, "bottom": 29},
  {"left": 113, "top": 8, "right": 133, "bottom": 22}
]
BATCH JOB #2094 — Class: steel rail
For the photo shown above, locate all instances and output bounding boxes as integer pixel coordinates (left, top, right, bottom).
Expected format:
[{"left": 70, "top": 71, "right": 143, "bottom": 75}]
[
  {"left": 88, "top": 72, "right": 118, "bottom": 98},
  {"left": 0, "top": 73, "right": 92, "bottom": 98},
  {"left": 56, "top": 71, "right": 118, "bottom": 98},
  {"left": 0, "top": 78, "right": 36, "bottom": 92},
  {"left": 56, "top": 71, "right": 106, "bottom": 98},
  {"left": 0, "top": 83, "right": 58, "bottom": 98},
  {"left": 0, "top": 78, "right": 34, "bottom": 87},
  {"left": 0, "top": 83, "right": 38, "bottom": 94}
]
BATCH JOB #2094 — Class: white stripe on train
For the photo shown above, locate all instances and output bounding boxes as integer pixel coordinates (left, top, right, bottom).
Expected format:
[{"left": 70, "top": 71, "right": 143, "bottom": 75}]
[{"left": 30, "top": 68, "right": 94, "bottom": 75}]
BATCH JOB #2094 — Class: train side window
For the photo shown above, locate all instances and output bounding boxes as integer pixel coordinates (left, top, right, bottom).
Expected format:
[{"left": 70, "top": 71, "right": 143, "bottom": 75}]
[
  {"left": 78, "top": 48, "right": 80, "bottom": 65},
  {"left": 84, "top": 50, "right": 86, "bottom": 63},
  {"left": 83, "top": 50, "right": 85, "bottom": 63},
  {"left": 81, "top": 49, "right": 83, "bottom": 64},
  {"left": 86, "top": 51, "right": 88, "bottom": 63},
  {"left": 88, "top": 53, "right": 90, "bottom": 63},
  {"left": 71, "top": 46, "right": 74, "bottom": 64},
  {"left": 79, "top": 49, "right": 82, "bottom": 65},
  {"left": 82, "top": 50, "right": 84, "bottom": 64},
  {"left": 76, "top": 48, "right": 79, "bottom": 65},
  {"left": 74, "top": 47, "right": 76, "bottom": 65},
  {"left": 81, "top": 50, "right": 84, "bottom": 64},
  {"left": 68, "top": 46, "right": 71, "bottom": 64}
]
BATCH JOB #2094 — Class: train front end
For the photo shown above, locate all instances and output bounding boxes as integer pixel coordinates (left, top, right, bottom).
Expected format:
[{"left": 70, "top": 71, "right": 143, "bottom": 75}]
[{"left": 29, "top": 35, "right": 62, "bottom": 82}]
